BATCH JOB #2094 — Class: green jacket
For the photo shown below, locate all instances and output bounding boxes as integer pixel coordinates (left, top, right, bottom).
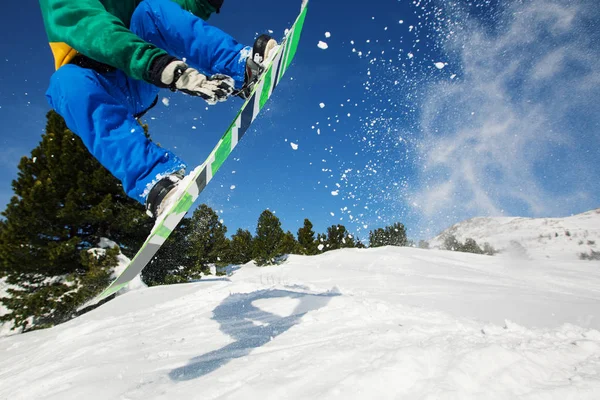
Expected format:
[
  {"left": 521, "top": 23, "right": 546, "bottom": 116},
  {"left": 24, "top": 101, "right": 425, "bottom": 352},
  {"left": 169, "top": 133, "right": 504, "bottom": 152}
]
[{"left": 39, "top": 0, "right": 219, "bottom": 82}]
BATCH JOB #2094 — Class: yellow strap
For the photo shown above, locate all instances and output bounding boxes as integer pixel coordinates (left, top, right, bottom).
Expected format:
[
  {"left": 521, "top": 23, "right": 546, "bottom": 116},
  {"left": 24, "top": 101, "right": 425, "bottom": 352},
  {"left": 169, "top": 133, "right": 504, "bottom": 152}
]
[{"left": 49, "top": 42, "right": 79, "bottom": 70}]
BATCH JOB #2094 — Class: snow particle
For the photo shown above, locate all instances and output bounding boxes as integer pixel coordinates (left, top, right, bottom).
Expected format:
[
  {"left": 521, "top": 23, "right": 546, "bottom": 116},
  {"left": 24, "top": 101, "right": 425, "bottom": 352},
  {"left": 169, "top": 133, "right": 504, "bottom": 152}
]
[
  {"left": 291, "top": 142, "right": 299, "bottom": 150},
  {"left": 434, "top": 62, "right": 446, "bottom": 70},
  {"left": 317, "top": 41, "right": 329, "bottom": 50},
  {"left": 325, "top": 32, "right": 331, "bottom": 38},
  {"left": 319, "top": 103, "right": 326, "bottom": 109}
]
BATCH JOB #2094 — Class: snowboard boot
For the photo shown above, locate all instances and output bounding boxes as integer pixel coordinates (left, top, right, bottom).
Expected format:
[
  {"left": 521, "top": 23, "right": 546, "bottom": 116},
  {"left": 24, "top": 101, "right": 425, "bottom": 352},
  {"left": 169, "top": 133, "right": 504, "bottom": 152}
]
[
  {"left": 237, "top": 34, "right": 278, "bottom": 100},
  {"left": 145, "top": 170, "right": 185, "bottom": 219}
]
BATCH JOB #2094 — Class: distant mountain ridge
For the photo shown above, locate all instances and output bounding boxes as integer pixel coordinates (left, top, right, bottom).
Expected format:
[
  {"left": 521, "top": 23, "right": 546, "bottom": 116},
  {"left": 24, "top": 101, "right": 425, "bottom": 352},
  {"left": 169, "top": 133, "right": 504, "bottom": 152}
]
[{"left": 429, "top": 208, "right": 600, "bottom": 261}]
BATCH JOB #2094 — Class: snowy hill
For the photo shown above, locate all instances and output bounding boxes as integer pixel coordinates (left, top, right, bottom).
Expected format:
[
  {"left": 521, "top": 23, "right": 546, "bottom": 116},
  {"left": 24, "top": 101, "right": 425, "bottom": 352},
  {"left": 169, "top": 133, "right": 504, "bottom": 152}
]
[
  {"left": 429, "top": 208, "right": 600, "bottom": 261},
  {"left": 1, "top": 247, "right": 600, "bottom": 399}
]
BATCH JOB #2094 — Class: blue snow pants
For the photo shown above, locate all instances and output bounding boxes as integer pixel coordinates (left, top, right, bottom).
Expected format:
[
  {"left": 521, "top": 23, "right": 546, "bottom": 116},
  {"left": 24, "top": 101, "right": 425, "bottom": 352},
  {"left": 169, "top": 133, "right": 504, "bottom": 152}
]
[{"left": 46, "top": 0, "right": 249, "bottom": 204}]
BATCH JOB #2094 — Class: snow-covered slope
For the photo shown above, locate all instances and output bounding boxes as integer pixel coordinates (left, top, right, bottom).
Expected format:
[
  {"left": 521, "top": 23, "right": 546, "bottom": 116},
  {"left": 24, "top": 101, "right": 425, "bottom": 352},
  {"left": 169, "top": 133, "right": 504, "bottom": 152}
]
[
  {"left": 429, "top": 208, "right": 600, "bottom": 261},
  {"left": 1, "top": 247, "right": 599, "bottom": 399}
]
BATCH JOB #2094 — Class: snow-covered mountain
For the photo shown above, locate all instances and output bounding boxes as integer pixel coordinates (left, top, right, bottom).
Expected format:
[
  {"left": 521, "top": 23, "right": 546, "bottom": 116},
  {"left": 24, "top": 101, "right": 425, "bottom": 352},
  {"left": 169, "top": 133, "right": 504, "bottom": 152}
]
[
  {"left": 429, "top": 208, "right": 600, "bottom": 261},
  {"left": 1, "top": 247, "right": 599, "bottom": 399}
]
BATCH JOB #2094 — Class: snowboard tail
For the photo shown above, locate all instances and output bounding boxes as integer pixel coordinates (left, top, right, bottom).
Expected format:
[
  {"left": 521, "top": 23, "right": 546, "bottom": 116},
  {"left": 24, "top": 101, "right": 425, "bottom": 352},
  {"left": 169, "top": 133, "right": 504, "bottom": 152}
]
[{"left": 91, "top": 1, "right": 309, "bottom": 304}]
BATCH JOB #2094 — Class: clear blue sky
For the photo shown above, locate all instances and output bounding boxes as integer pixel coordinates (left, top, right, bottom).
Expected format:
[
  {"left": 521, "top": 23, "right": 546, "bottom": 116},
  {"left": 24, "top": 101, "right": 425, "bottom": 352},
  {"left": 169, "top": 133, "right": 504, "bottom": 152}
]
[{"left": 0, "top": 0, "right": 598, "bottom": 242}]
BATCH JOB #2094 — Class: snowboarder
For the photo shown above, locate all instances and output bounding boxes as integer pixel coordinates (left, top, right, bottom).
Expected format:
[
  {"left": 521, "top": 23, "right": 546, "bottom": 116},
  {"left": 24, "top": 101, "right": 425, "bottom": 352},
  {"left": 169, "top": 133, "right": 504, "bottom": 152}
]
[{"left": 40, "top": 0, "right": 277, "bottom": 218}]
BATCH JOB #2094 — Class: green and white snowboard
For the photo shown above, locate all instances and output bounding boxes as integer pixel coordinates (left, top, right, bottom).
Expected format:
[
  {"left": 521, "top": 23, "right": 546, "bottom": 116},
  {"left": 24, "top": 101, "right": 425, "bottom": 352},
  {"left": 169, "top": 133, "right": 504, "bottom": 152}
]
[{"left": 91, "top": 1, "right": 309, "bottom": 305}]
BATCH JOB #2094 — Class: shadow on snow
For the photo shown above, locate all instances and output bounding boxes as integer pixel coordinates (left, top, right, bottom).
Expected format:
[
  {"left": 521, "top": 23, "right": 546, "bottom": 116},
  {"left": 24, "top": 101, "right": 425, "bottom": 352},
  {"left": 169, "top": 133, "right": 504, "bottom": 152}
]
[{"left": 168, "top": 288, "right": 340, "bottom": 381}]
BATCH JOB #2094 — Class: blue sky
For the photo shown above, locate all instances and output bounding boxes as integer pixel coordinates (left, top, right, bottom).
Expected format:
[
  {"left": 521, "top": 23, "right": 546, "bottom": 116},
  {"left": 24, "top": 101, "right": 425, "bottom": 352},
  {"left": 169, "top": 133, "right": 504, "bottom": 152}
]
[{"left": 0, "top": 0, "right": 598, "bottom": 242}]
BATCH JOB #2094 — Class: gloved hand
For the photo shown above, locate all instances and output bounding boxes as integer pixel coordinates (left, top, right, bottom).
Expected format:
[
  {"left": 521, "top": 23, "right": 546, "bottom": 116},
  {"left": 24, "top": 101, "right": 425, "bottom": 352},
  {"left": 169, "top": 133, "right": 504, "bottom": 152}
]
[{"left": 149, "top": 56, "right": 234, "bottom": 104}]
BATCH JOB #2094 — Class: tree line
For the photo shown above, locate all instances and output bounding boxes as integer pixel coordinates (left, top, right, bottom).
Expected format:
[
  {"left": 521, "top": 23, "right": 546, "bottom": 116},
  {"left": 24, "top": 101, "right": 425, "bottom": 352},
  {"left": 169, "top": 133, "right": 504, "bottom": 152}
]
[
  {"left": 142, "top": 207, "right": 410, "bottom": 285},
  {"left": 0, "top": 111, "right": 410, "bottom": 332}
]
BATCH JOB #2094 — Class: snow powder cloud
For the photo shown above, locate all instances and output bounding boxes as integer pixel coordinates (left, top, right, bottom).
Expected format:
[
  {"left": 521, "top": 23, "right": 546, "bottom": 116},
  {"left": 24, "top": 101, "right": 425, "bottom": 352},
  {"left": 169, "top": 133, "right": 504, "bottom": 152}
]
[{"left": 410, "top": 0, "right": 600, "bottom": 233}]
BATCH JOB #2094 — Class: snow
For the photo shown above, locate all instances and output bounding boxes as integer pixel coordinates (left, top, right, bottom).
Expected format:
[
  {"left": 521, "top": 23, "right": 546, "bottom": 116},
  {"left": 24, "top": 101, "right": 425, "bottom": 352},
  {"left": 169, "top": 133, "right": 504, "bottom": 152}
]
[
  {"left": 98, "top": 238, "right": 118, "bottom": 249},
  {"left": 429, "top": 208, "right": 600, "bottom": 261},
  {"left": 290, "top": 142, "right": 299, "bottom": 150},
  {"left": 319, "top": 102, "right": 325, "bottom": 108},
  {"left": 0, "top": 278, "right": 14, "bottom": 336},
  {"left": 434, "top": 62, "right": 446, "bottom": 69},
  {"left": 317, "top": 41, "right": 328, "bottom": 50},
  {"left": 324, "top": 32, "right": 331, "bottom": 38},
  {"left": 1, "top": 247, "right": 599, "bottom": 398},
  {"left": 98, "top": 240, "right": 146, "bottom": 297}
]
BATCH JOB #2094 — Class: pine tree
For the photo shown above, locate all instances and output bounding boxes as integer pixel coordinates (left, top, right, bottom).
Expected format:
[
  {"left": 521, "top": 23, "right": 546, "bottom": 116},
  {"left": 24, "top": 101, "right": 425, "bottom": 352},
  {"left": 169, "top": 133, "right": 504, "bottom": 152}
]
[
  {"left": 278, "top": 231, "right": 300, "bottom": 255},
  {"left": 355, "top": 237, "right": 367, "bottom": 249},
  {"left": 0, "top": 111, "right": 150, "bottom": 331},
  {"left": 142, "top": 217, "right": 193, "bottom": 285},
  {"left": 369, "top": 223, "right": 408, "bottom": 247},
  {"left": 186, "top": 204, "right": 229, "bottom": 278},
  {"left": 341, "top": 231, "right": 356, "bottom": 248},
  {"left": 384, "top": 223, "right": 408, "bottom": 246},
  {"left": 297, "top": 218, "right": 318, "bottom": 255},
  {"left": 325, "top": 224, "right": 355, "bottom": 250},
  {"left": 227, "top": 228, "right": 254, "bottom": 265},
  {"left": 369, "top": 228, "right": 386, "bottom": 247},
  {"left": 0, "top": 220, "right": 7, "bottom": 278},
  {"left": 316, "top": 233, "right": 327, "bottom": 253},
  {"left": 253, "top": 210, "right": 284, "bottom": 266},
  {"left": 443, "top": 234, "right": 460, "bottom": 251},
  {"left": 462, "top": 238, "right": 484, "bottom": 254}
]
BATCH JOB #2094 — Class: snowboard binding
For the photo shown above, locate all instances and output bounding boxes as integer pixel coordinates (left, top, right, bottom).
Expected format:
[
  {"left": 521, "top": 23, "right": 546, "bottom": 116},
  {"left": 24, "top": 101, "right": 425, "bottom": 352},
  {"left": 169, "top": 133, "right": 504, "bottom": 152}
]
[{"left": 236, "top": 34, "right": 278, "bottom": 100}]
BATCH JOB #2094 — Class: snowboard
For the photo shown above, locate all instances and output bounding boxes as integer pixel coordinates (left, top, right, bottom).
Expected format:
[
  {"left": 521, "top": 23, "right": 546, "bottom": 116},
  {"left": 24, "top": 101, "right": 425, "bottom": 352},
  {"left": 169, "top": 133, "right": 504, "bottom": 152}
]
[{"left": 90, "top": 1, "right": 309, "bottom": 305}]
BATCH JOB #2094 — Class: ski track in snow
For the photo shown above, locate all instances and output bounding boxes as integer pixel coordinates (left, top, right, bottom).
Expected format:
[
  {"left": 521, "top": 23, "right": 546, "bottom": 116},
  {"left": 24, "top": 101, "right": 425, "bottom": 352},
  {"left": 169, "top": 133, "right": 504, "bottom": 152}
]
[{"left": 1, "top": 248, "right": 600, "bottom": 399}]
